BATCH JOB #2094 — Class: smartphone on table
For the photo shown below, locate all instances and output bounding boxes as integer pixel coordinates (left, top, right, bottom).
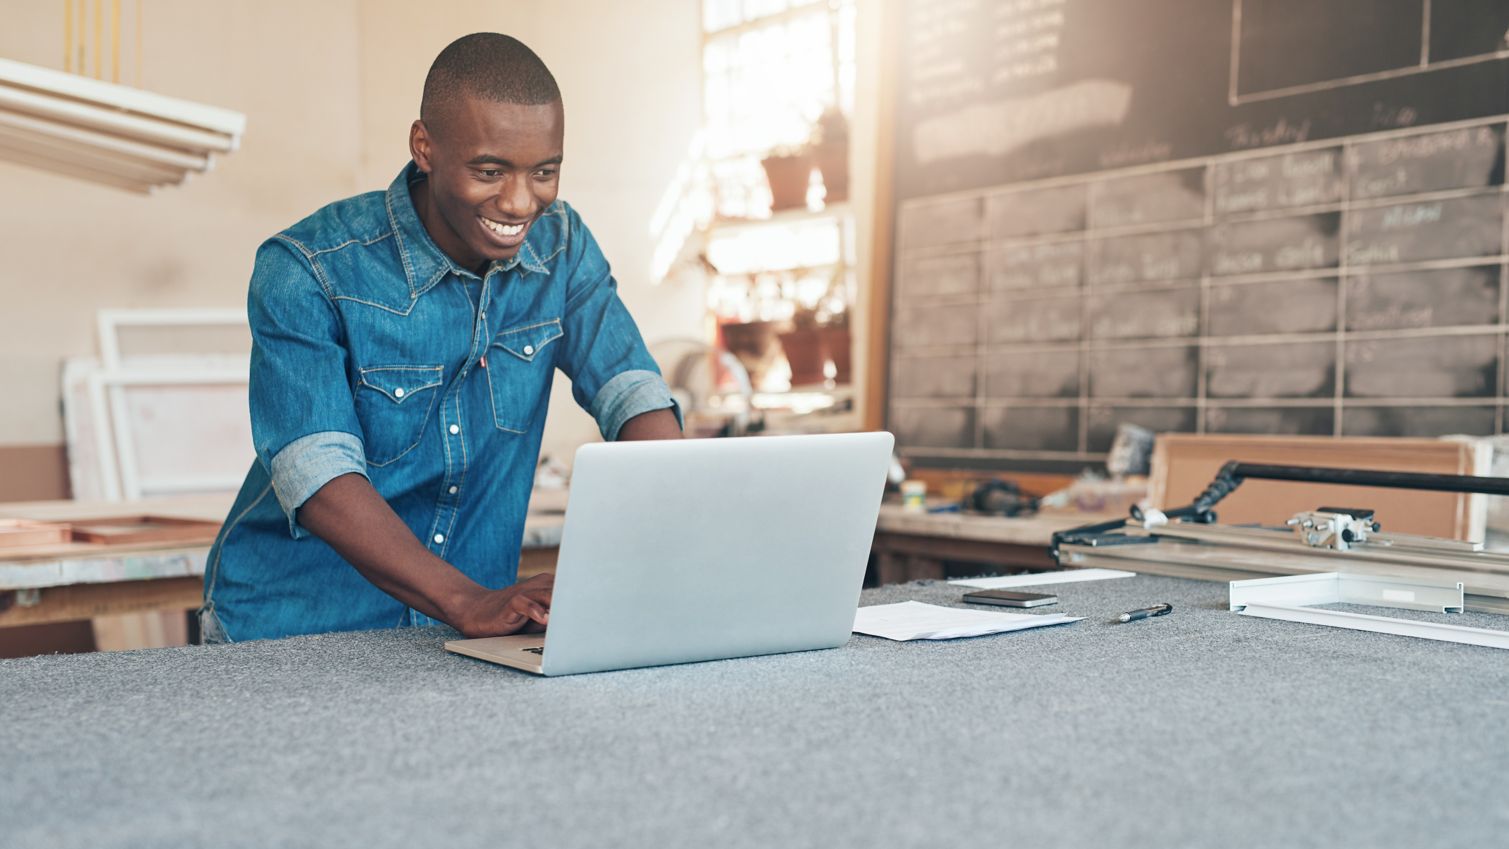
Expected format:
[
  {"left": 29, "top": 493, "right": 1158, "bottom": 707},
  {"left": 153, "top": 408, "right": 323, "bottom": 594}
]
[{"left": 961, "top": 589, "right": 1058, "bottom": 608}]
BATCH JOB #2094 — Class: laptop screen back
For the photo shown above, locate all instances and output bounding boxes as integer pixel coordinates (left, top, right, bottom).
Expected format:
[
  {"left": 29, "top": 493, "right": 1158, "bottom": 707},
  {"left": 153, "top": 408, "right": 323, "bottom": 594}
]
[{"left": 538, "top": 432, "right": 894, "bottom": 676}]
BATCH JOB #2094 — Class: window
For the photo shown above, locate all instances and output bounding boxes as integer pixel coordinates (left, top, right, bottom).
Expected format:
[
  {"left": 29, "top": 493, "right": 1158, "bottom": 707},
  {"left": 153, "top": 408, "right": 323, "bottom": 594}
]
[{"left": 697, "top": 0, "right": 859, "bottom": 395}]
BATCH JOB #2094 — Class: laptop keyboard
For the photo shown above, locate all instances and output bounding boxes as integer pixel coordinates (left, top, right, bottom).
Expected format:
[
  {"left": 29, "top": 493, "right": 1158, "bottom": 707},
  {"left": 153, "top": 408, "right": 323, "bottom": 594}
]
[{"left": 522, "top": 646, "right": 544, "bottom": 655}]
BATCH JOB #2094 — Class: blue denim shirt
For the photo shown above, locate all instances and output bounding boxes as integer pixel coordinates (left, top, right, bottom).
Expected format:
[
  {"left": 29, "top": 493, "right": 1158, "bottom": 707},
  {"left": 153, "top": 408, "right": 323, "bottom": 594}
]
[{"left": 202, "top": 162, "right": 678, "bottom": 642}]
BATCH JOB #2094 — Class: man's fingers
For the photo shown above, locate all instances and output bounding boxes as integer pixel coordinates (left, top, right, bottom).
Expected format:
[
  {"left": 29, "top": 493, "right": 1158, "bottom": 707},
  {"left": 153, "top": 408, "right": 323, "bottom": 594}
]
[{"left": 512, "top": 596, "right": 549, "bottom": 624}]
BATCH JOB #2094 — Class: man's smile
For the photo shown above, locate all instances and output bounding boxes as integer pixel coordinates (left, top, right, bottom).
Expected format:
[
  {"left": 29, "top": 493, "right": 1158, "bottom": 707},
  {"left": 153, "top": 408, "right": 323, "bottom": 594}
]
[{"left": 478, "top": 214, "right": 530, "bottom": 248}]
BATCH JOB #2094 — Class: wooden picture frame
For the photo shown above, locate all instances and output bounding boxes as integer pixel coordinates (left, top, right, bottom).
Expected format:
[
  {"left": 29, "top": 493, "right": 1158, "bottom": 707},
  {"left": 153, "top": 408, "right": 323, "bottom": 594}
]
[
  {"left": 0, "top": 519, "right": 72, "bottom": 549},
  {"left": 68, "top": 516, "right": 222, "bottom": 546}
]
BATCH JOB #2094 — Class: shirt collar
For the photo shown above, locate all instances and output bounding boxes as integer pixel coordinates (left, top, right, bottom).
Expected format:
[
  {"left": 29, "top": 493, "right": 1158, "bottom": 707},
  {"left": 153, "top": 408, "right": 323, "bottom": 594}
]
[{"left": 384, "top": 161, "right": 550, "bottom": 298}]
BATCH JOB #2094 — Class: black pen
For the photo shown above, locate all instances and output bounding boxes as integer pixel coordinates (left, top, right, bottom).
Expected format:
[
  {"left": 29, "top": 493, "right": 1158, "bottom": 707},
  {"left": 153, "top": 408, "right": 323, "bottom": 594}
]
[{"left": 1117, "top": 603, "right": 1173, "bottom": 623}]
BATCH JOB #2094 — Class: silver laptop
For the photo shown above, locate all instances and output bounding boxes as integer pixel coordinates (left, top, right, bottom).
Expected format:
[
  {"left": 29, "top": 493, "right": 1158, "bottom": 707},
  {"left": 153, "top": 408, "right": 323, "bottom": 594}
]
[{"left": 444, "top": 431, "right": 894, "bottom": 675}]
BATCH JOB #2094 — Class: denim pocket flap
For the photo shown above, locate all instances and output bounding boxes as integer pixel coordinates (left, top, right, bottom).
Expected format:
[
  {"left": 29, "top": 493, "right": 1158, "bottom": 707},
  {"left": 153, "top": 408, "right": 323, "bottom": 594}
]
[
  {"left": 358, "top": 365, "right": 444, "bottom": 403},
  {"left": 491, "top": 319, "right": 563, "bottom": 363}
]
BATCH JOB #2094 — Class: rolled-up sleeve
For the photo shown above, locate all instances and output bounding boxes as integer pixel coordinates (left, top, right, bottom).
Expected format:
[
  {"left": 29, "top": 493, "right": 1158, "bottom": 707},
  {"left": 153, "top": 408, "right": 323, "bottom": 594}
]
[
  {"left": 589, "top": 369, "right": 682, "bottom": 441},
  {"left": 553, "top": 207, "right": 682, "bottom": 440},
  {"left": 248, "top": 238, "right": 369, "bottom": 538}
]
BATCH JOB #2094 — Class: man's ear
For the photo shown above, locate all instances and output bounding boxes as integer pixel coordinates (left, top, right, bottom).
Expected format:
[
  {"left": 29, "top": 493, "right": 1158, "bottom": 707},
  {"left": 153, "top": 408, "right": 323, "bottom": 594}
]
[{"left": 409, "top": 119, "right": 433, "bottom": 173}]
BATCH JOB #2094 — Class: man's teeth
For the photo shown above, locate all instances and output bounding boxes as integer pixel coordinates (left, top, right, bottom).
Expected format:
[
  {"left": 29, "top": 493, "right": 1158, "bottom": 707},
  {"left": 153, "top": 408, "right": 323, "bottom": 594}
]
[{"left": 481, "top": 218, "right": 524, "bottom": 237}]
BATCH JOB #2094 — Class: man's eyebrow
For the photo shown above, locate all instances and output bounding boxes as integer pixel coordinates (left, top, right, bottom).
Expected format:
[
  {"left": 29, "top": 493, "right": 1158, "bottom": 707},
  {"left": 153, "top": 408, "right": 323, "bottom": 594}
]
[{"left": 467, "top": 155, "right": 564, "bottom": 168}]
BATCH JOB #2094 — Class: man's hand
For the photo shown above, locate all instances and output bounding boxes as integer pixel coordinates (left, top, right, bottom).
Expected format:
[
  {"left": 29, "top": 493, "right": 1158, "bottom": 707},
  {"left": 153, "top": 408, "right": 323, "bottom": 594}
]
[{"left": 452, "top": 573, "right": 555, "bottom": 637}]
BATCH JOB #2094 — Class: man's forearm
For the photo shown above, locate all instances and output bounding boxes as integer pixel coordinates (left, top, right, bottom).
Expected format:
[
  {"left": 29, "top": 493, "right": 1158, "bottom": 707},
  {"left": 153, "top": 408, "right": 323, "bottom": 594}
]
[
  {"left": 296, "top": 473, "right": 480, "bottom": 623},
  {"left": 617, "top": 407, "right": 682, "bottom": 441}
]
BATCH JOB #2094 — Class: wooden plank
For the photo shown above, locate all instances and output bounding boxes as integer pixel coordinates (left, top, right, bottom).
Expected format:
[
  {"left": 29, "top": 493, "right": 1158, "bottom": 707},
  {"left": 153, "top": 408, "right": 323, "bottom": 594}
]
[
  {"left": 0, "top": 493, "right": 235, "bottom": 523},
  {"left": 1149, "top": 434, "right": 1489, "bottom": 540},
  {"left": 0, "top": 576, "right": 202, "bottom": 627},
  {"left": 68, "top": 515, "right": 221, "bottom": 545},
  {"left": 91, "top": 611, "right": 189, "bottom": 651},
  {"left": 861, "top": 0, "right": 900, "bottom": 433},
  {"left": 0, "top": 519, "right": 71, "bottom": 548}
]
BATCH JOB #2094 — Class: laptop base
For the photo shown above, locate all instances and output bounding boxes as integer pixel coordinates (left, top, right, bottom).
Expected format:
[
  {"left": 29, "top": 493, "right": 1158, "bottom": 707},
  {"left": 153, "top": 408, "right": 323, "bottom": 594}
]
[{"left": 445, "top": 635, "right": 547, "bottom": 673}]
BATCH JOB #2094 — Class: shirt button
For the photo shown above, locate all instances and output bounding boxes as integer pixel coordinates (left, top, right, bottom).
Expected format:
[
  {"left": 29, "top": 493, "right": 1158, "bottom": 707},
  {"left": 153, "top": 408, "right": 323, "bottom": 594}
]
[
  {"left": 449, "top": 424, "right": 460, "bottom": 435},
  {"left": 433, "top": 533, "right": 445, "bottom": 544},
  {"left": 394, "top": 387, "right": 405, "bottom": 398},
  {"left": 523, "top": 345, "right": 535, "bottom": 356},
  {"left": 448, "top": 485, "right": 458, "bottom": 495}
]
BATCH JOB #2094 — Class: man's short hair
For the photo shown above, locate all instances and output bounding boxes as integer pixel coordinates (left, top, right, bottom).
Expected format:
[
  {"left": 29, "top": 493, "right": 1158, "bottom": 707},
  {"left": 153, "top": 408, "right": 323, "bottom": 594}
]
[{"left": 421, "top": 33, "right": 561, "bottom": 131}]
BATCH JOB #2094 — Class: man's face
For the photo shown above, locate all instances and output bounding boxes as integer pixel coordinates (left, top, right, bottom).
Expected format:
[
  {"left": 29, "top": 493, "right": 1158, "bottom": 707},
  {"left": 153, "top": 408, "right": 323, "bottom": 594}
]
[{"left": 409, "top": 96, "right": 564, "bottom": 271}]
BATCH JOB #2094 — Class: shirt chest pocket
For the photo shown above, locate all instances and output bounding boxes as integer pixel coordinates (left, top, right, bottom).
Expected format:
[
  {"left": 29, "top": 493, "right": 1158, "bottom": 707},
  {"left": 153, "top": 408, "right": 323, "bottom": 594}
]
[
  {"left": 354, "top": 365, "right": 444, "bottom": 466},
  {"left": 485, "top": 319, "right": 563, "bottom": 434}
]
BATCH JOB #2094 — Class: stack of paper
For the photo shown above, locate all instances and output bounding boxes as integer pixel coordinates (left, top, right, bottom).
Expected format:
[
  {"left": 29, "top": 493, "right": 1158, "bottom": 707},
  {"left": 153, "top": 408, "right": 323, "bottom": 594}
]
[
  {"left": 853, "top": 601, "right": 1082, "bottom": 641},
  {"left": 948, "top": 568, "right": 1135, "bottom": 589}
]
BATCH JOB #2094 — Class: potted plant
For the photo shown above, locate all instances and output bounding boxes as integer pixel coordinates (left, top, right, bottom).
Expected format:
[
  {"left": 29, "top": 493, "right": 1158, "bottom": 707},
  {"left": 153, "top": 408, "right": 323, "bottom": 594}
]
[
  {"left": 759, "top": 144, "right": 814, "bottom": 212},
  {"left": 779, "top": 305, "right": 851, "bottom": 388},
  {"left": 810, "top": 106, "right": 849, "bottom": 204}
]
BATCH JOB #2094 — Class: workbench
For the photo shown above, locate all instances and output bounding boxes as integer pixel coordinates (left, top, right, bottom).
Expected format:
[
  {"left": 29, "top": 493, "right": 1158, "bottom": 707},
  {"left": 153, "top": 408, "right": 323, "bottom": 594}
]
[
  {"left": 3, "top": 574, "right": 1502, "bottom": 848},
  {"left": 0, "top": 495, "right": 232, "bottom": 634},
  {"left": 0, "top": 493, "right": 568, "bottom": 646}
]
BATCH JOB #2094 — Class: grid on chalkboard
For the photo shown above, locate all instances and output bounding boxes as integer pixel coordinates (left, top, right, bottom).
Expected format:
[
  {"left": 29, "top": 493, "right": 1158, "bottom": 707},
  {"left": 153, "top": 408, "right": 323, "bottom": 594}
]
[
  {"left": 888, "top": 117, "right": 1509, "bottom": 468},
  {"left": 1231, "top": 0, "right": 1509, "bottom": 105}
]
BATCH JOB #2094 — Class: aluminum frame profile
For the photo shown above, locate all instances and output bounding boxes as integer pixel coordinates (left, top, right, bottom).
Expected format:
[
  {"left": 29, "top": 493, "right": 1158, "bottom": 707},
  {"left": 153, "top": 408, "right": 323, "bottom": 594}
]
[
  {"left": 1229, "top": 572, "right": 1509, "bottom": 650},
  {"left": 0, "top": 57, "right": 245, "bottom": 193},
  {"left": 1228, "top": 572, "right": 1465, "bottom": 614}
]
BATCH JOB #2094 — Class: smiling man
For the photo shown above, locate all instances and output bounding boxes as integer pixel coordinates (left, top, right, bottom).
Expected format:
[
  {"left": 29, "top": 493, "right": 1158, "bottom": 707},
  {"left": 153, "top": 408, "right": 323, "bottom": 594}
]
[{"left": 200, "top": 33, "right": 682, "bottom": 643}]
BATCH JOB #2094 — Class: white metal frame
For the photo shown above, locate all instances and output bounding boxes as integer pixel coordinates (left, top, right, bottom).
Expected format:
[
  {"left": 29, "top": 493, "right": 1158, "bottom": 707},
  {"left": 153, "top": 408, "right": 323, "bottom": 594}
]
[
  {"left": 93, "top": 309, "right": 250, "bottom": 500},
  {"left": 1229, "top": 572, "right": 1509, "bottom": 650}
]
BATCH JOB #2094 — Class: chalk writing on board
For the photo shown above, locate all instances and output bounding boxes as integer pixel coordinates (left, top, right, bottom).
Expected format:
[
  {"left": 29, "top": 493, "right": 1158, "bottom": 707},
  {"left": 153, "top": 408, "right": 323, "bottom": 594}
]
[
  {"left": 1087, "top": 230, "right": 1203, "bottom": 287},
  {"left": 1350, "top": 125, "right": 1505, "bottom": 199},
  {"left": 1088, "top": 288, "right": 1199, "bottom": 340},
  {"left": 1213, "top": 148, "right": 1344, "bottom": 214},
  {"left": 1345, "top": 194, "right": 1504, "bottom": 266},
  {"left": 991, "top": 294, "right": 1081, "bottom": 343},
  {"left": 1208, "top": 213, "right": 1340, "bottom": 277},
  {"left": 990, "top": 241, "right": 1083, "bottom": 290},
  {"left": 1345, "top": 266, "right": 1500, "bottom": 332}
]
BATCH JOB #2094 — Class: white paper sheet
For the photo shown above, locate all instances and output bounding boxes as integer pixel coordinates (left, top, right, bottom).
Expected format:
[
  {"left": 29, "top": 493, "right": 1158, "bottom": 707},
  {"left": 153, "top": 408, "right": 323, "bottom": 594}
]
[
  {"left": 948, "top": 568, "right": 1136, "bottom": 589},
  {"left": 853, "top": 601, "right": 1082, "bottom": 641}
]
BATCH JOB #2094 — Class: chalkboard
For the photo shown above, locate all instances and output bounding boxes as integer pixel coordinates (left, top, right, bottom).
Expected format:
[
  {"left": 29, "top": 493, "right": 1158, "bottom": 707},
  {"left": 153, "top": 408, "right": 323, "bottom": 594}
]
[{"left": 885, "top": 0, "right": 1509, "bottom": 470}]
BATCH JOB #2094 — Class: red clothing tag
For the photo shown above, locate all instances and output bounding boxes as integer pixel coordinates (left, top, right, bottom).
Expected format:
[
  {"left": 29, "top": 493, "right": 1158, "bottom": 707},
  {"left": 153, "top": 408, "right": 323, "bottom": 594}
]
[{"left": 480, "top": 354, "right": 488, "bottom": 369}]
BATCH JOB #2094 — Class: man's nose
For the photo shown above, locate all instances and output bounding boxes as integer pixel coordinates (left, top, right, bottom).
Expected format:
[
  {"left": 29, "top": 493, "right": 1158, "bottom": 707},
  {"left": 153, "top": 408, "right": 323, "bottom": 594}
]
[{"left": 496, "top": 175, "right": 535, "bottom": 219}]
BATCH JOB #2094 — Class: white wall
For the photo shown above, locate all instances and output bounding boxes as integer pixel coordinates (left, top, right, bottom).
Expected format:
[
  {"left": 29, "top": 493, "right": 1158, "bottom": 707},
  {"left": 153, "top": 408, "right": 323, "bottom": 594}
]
[
  {"left": 0, "top": 0, "right": 705, "bottom": 468},
  {"left": 0, "top": 0, "right": 365, "bottom": 445}
]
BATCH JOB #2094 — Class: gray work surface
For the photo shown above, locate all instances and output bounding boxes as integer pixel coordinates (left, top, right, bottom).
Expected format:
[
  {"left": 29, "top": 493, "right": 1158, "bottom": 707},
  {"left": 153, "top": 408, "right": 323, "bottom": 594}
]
[{"left": 3, "top": 575, "right": 1507, "bottom": 849}]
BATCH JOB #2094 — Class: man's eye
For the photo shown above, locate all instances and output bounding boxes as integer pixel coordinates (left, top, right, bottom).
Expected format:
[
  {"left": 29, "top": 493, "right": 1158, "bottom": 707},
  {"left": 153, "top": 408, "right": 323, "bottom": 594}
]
[
  {"left": 535, "top": 169, "right": 558, "bottom": 179},
  {"left": 480, "top": 169, "right": 503, "bottom": 178}
]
